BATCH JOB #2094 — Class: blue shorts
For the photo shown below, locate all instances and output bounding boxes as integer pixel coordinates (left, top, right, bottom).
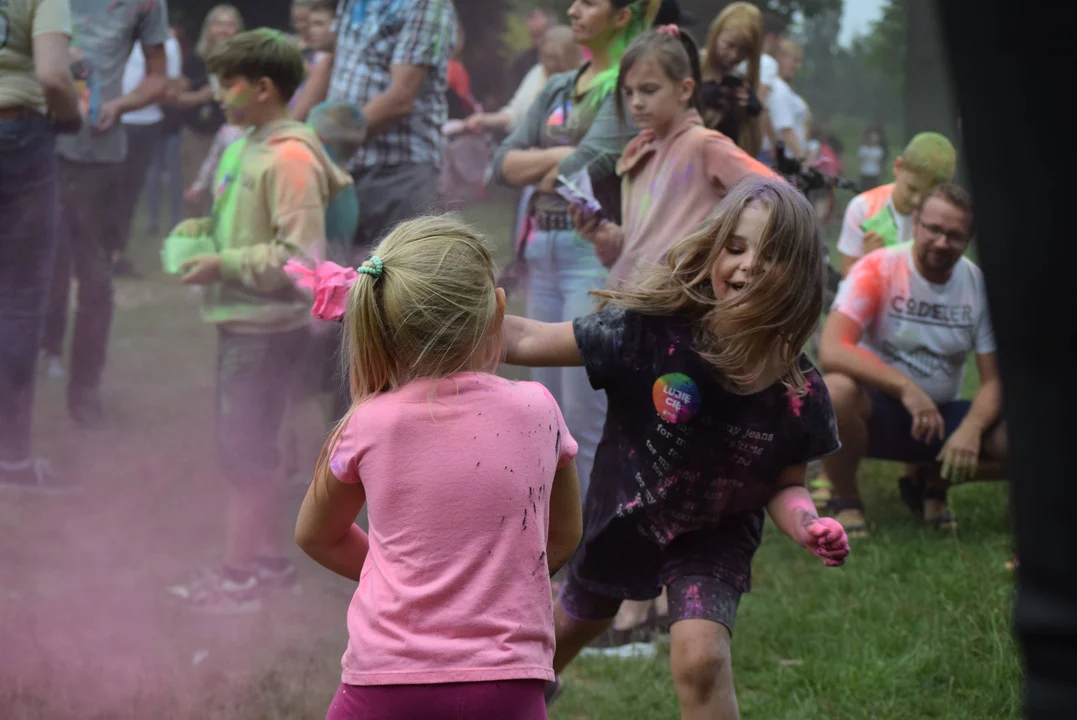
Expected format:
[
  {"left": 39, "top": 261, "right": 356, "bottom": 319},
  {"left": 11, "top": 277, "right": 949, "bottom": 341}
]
[{"left": 865, "top": 388, "right": 971, "bottom": 463}]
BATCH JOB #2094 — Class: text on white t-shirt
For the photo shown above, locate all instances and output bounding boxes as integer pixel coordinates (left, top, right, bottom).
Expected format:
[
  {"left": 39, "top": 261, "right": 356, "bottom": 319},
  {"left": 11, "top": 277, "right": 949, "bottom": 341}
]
[{"left": 832, "top": 243, "right": 997, "bottom": 404}]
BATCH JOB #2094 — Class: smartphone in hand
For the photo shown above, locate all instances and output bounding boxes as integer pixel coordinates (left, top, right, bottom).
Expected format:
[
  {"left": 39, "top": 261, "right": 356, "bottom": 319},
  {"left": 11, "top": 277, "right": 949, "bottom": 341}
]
[{"left": 555, "top": 171, "right": 604, "bottom": 221}]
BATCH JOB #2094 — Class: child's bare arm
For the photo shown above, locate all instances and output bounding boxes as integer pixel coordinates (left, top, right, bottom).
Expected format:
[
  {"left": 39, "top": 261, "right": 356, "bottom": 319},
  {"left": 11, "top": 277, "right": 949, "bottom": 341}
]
[
  {"left": 547, "top": 461, "right": 583, "bottom": 576},
  {"left": 766, "top": 465, "right": 849, "bottom": 567},
  {"left": 192, "top": 127, "right": 232, "bottom": 192},
  {"left": 295, "top": 462, "right": 370, "bottom": 583},
  {"left": 290, "top": 52, "right": 333, "bottom": 122},
  {"left": 502, "top": 316, "right": 583, "bottom": 368}
]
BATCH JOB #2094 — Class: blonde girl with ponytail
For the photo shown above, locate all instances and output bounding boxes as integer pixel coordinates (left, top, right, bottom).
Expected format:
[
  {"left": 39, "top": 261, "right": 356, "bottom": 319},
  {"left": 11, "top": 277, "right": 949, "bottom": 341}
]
[{"left": 292, "top": 216, "right": 583, "bottom": 719}]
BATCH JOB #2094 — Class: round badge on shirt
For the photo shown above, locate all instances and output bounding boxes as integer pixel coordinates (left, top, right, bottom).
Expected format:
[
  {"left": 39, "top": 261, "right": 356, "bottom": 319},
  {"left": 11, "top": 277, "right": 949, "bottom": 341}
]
[{"left": 652, "top": 373, "right": 702, "bottom": 424}]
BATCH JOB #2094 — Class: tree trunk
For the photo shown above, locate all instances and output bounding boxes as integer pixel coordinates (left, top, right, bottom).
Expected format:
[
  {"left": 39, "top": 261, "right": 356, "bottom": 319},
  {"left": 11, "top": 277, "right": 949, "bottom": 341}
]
[{"left": 904, "top": 0, "right": 963, "bottom": 180}]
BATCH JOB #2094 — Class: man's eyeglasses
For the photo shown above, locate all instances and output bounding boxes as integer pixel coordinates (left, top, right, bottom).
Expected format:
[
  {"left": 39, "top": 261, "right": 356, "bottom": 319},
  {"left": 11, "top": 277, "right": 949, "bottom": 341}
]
[{"left": 918, "top": 219, "right": 970, "bottom": 247}]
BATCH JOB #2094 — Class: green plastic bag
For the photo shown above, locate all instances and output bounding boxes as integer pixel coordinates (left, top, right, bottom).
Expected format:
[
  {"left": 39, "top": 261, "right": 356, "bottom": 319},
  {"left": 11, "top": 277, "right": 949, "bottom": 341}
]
[
  {"left": 860, "top": 205, "right": 900, "bottom": 247},
  {"left": 161, "top": 225, "right": 215, "bottom": 275}
]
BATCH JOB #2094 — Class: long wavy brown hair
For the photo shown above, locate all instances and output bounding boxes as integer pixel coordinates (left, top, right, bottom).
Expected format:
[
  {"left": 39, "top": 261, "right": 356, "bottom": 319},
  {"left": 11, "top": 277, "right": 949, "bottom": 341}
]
[{"left": 595, "top": 178, "right": 825, "bottom": 393}]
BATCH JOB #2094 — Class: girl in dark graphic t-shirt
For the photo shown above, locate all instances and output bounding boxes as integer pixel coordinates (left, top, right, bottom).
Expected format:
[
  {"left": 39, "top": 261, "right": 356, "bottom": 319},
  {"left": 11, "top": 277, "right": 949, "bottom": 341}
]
[{"left": 502, "top": 177, "right": 849, "bottom": 715}]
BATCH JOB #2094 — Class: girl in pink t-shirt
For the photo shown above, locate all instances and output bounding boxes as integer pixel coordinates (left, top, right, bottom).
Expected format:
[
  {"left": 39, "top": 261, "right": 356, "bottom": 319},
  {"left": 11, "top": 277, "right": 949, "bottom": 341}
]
[{"left": 293, "top": 216, "right": 583, "bottom": 720}]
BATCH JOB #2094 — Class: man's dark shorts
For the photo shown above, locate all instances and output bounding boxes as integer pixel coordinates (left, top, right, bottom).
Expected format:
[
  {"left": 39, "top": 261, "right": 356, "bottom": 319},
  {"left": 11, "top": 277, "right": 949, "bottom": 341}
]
[{"left": 865, "top": 388, "right": 971, "bottom": 462}]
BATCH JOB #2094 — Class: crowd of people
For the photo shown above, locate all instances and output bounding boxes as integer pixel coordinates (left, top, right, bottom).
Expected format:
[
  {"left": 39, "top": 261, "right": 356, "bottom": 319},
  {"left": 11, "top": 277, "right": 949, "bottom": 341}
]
[{"left": 0, "top": 0, "right": 1006, "bottom": 718}]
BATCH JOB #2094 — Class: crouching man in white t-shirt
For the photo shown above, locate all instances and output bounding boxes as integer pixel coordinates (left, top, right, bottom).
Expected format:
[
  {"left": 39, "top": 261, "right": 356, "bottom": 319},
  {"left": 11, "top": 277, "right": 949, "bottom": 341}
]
[{"left": 818, "top": 184, "right": 1007, "bottom": 538}]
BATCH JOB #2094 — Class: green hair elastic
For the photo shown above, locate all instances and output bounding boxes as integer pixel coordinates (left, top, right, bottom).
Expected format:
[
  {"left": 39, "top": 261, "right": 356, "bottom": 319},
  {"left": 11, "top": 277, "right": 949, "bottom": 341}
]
[{"left": 358, "top": 256, "right": 384, "bottom": 278}]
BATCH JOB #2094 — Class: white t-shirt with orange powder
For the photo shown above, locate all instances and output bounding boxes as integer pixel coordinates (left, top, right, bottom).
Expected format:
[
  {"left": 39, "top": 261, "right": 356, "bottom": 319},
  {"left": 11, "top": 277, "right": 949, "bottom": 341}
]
[
  {"left": 832, "top": 243, "right": 996, "bottom": 404},
  {"left": 837, "top": 183, "right": 913, "bottom": 260},
  {"left": 329, "top": 372, "right": 578, "bottom": 686}
]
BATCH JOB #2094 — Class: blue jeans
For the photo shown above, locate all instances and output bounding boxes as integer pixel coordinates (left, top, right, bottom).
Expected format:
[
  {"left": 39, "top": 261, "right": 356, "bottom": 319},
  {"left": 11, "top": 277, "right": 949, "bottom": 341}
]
[
  {"left": 525, "top": 228, "right": 608, "bottom": 496},
  {"left": 0, "top": 113, "right": 59, "bottom": 462},
  {"left": 146, "top": 131, "right": 183, "bottom": 233}
]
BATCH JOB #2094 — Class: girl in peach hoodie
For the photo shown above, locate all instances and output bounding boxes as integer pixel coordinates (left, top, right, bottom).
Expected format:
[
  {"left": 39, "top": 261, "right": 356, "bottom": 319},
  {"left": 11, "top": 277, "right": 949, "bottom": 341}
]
[{"left": 572, "top": 25, "right": 778, "bottom": 291}]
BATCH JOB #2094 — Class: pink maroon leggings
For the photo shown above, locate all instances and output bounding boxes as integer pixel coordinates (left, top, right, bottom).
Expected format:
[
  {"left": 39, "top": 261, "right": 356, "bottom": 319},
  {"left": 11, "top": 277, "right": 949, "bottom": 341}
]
[{"left": 325, "top": 680, "right": 547, "bottom": 720}]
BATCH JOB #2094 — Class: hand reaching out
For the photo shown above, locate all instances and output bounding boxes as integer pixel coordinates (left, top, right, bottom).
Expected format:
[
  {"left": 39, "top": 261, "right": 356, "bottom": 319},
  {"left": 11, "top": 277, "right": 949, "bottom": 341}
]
[
  {"left": 179, "top": 254, "right": 222, "bottom": 285},
  {"left": 862, "top": 231, "right": 886, "bottom": 255},
  {"left": 568, "top": 203, "right": 602, "bottom": 242},
  {"left": 94, "top": 98, "right": 123, "bottom": 132},
  {"left": 464, "top": 114, "right": 484, "bottom": 133},
  {"left": 937, "top": 421, "right": 982, "bottom": 483},
  {"left": 801, "top": 518, "right": 850, "bottom": 567},
  {"left": 899, "top": 382, "right": 946, "bottom": 444},
  {"left": 568, "top": 204, "right": 623, "bottom": 268}
]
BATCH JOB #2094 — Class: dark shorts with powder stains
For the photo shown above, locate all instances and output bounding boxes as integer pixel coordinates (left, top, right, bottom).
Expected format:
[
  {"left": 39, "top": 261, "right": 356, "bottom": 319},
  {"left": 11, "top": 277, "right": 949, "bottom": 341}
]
[
  {"left": 557, "top": 511, "right": 761, "bottom": 635},
  {"left": 559, "top": 573, "right": 742, "bottom": 634}
]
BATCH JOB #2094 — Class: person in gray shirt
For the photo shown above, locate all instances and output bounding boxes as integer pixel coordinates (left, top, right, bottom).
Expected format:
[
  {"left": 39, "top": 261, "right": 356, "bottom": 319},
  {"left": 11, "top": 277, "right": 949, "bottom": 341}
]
[
  {"left": 54, "top": 0, "right": 169, "bottom": 426},
  {"left": 491, "top": 0, "right": 653, "bottom": 500}
]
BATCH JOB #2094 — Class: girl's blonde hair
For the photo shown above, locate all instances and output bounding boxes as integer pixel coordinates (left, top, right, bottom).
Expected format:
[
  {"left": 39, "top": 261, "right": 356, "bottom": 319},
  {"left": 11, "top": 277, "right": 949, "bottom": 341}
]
[
  {"left": 702, "top": 2, "right": 763, "bottom": 155},
  {"left": 595, "top": 178, "right": 825, "bottom": 393},
  {"left": 313, "top": 216, "right": 501, "bottom": 492},
  {"left": 196, "top": 4, "right": 245, "bottom": 59}
]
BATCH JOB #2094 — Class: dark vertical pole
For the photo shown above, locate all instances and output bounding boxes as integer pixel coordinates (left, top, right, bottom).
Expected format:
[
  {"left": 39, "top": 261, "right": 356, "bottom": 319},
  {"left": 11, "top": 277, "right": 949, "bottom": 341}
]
[{"left": 937, "top": 2, "right": 1077, "bottom": 719}]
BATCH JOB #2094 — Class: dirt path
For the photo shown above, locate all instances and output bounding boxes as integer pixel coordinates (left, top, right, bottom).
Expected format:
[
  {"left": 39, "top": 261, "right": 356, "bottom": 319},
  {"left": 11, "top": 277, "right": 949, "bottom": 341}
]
[{"left": 0, "top": 277, "right": 351, "bottom": 719}]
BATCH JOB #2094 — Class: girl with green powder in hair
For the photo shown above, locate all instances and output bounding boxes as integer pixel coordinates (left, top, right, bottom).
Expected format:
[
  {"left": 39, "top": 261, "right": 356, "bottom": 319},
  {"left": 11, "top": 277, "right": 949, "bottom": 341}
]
[{"left": 492, "top": 0, "right": 659, "bottom": 503}]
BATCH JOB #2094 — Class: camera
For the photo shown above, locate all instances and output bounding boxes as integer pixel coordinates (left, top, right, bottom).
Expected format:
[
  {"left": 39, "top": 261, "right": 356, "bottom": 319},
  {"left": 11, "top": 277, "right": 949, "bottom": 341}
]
[
  {"left": 700, "top": 76, "right": 763, "bottom": 118},
  {"left": 773, "top": 142, "right": 858, "bottom": 195}
]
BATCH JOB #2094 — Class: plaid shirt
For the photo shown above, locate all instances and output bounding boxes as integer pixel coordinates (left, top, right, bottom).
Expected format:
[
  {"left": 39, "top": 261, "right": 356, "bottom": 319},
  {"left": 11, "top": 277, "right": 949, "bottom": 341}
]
[{"left": 330, "top": 0, "right": 457, "bottom": 170}]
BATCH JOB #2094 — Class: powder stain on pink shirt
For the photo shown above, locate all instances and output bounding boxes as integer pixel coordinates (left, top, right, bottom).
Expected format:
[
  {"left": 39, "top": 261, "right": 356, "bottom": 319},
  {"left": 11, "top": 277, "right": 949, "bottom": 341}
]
[{"left": 329, "top": 372, "right": 578, "bottom": 687}]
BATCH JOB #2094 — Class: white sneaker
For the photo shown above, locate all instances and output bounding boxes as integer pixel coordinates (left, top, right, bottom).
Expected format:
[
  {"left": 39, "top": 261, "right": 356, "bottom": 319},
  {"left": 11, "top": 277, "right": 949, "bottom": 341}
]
[{"left": 167, "top": 568, "right": 263, "bottom": 615}]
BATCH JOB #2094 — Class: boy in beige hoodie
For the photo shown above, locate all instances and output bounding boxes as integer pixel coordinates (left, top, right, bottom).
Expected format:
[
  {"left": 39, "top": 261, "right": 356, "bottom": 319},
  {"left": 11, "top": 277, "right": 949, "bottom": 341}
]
[{"left": 169, "top": 28, "right": 354, "bottom": 614}]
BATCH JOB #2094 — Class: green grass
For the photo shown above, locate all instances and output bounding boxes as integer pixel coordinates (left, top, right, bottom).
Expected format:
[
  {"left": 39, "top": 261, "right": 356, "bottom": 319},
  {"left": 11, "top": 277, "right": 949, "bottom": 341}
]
[{"left": 0, "top": 189, "right": 1018, "bottom": 719}]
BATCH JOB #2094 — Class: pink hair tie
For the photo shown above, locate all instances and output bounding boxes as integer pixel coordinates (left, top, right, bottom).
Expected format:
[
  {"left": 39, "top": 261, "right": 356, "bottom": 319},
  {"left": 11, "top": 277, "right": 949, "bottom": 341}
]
[
  {"left": 284, "top": 258, "right": 359, "bottom": 322},
  {"left": 657, "top": 24, "right": 680, "bottom": 38}
]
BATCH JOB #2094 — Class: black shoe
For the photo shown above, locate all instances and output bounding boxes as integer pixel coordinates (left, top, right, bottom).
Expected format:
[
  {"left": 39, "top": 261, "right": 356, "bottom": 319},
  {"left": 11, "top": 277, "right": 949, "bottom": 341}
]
[
  {"left": 0, "top": 458, "right": 81, "bottom": 494},
  {"left": 68, "top": 385, "right": 105, "bottom": 428},
  {"left": 898, "top": 468, "right": 932, "bottom": 517},
  {"left": 111, "top": 257, "right": 141, "bottom": 278}
]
